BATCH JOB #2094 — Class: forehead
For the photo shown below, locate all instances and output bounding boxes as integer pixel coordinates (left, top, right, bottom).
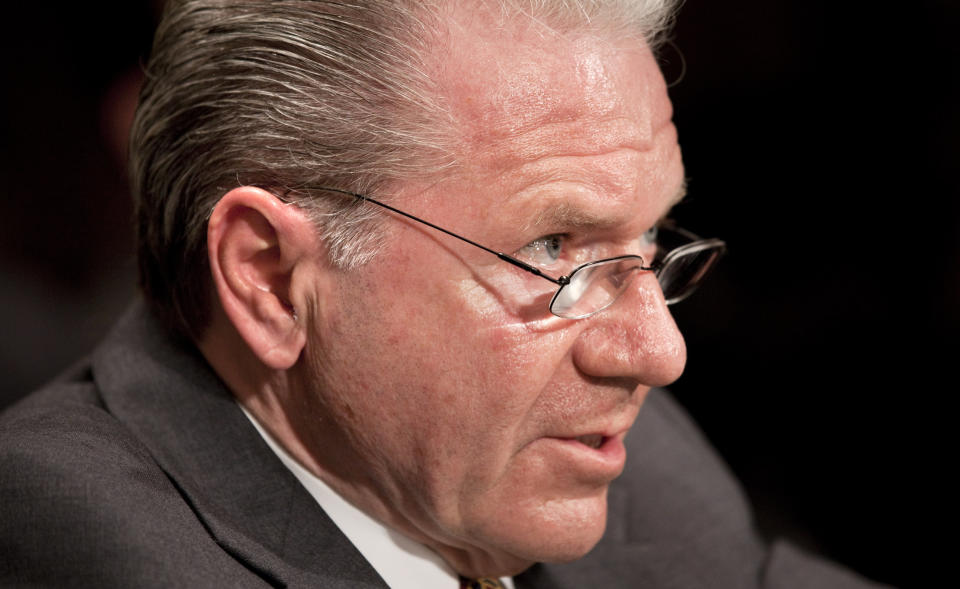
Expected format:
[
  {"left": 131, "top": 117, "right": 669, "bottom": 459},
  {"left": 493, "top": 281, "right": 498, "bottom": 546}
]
[{"left": 430, "top": 13, "right": 680, "bottom": 224}]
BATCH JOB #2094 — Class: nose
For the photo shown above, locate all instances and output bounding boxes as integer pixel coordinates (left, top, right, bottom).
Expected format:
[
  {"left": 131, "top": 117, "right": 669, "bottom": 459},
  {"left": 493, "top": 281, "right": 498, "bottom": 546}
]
[{"left": 571, "top": 272, "right": 686, "bottom": 386}]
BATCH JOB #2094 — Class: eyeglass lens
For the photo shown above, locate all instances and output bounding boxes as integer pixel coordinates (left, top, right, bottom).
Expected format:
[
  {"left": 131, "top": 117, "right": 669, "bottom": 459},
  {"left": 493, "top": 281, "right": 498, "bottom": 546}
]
[
  {"left": 551, "top": 257, "right": 646, "bottom": 319},
  {"left": 657, "top": 243, "right": 725, "bottom": 305},
  {"left": 549, "top": 236, "right": 725, "bottom": 319}
]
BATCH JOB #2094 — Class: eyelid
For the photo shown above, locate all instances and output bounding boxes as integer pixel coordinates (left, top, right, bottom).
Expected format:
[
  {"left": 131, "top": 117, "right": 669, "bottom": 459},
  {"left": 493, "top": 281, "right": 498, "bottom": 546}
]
[
  {"left": 519, "top": 212, "right": 675, "bottom": 265},
  {"left": 521, "top": 234, "right": 564, "bottom": 249}
]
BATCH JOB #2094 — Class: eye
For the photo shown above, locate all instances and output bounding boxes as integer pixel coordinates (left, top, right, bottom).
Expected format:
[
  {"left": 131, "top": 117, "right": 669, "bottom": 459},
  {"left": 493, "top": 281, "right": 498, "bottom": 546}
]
[
  {"left": 639, "top": 224, "right": 659, "bottom": 260},
  {"left": 640, "top": 224, "right": 659, "bottom": 247},
  {"left": 518, "top": 234, "right": 564, "bottom": 266}
]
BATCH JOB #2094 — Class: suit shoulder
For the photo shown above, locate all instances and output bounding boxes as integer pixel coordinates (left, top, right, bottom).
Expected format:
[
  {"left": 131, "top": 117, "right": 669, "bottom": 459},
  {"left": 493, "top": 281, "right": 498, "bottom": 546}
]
[
  {"left": 0, "top": 372, "right": 152, "bottom": 481},
  {"left": 0, "top": 374, "right": 268, "bottom": 587}
]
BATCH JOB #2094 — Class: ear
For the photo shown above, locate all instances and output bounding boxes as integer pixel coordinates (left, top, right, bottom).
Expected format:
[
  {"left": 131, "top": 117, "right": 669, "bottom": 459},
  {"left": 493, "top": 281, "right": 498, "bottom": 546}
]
[{"left": 206, "top": 186, "right": 318, "bottom": 370}]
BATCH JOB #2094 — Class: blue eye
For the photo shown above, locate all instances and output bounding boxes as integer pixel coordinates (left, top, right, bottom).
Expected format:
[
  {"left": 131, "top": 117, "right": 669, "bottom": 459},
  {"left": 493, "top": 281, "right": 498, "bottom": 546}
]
[
  {"left": 519, "top": 234, "right": 564, "bottom": 266},
  {"left": 639, "top": 225, "right": 659, "bottom": 260},
  {"left": 641, "top": 225, "right": 659, "bottom": 246}
]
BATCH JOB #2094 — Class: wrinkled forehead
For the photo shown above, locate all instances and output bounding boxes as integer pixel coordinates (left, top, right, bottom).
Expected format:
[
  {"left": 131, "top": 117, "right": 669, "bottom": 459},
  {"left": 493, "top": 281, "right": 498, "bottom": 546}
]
[{"left": 432, "top": 13, "right": 673, "bottom": 169}]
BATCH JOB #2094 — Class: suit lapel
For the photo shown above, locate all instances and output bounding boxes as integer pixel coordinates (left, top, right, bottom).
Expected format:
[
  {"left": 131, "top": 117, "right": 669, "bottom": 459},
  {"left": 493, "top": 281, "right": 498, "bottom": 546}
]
[{"left": 92, "top": 302, "right": 388, "bottom": 588}]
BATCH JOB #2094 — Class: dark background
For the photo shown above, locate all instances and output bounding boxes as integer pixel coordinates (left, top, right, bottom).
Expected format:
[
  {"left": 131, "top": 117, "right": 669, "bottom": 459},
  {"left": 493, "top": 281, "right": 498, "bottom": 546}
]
[{"left": 1, "top": 2, "right": 956, "bottom": 587}]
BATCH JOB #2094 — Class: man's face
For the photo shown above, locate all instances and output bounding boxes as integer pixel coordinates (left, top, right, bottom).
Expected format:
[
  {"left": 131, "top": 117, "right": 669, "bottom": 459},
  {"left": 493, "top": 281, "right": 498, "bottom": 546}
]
[{"left": 292, "top": 24, "right": 687, "bottom": 576}]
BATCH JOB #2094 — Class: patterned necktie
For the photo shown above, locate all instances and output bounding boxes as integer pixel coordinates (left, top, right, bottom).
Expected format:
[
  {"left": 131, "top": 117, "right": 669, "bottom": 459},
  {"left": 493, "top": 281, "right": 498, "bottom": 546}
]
[{"left": 460, "top": 576, "right": 507, "bottom": 589}]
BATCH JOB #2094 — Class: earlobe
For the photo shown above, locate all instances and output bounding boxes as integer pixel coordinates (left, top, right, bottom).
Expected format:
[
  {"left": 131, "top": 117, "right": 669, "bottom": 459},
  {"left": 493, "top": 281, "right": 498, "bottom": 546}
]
[{"left": 207, "top": 186, "right": 315, "bottom": 370}]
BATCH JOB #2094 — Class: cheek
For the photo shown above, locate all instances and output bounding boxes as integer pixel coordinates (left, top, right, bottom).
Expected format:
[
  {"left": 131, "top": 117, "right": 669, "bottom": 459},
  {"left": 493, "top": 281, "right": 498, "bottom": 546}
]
[{"left": 317, "top": 272, "right": 553, "bottom": 479}]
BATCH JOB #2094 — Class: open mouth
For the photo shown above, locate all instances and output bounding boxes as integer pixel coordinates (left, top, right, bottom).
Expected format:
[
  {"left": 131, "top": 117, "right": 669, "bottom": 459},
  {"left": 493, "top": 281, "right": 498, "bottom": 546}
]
[
  {"left": 539, "top": 432, "right": 627, "bottom": 478},
  {"left": 574, "top": 434, "right": 605, "bottom": 449}
]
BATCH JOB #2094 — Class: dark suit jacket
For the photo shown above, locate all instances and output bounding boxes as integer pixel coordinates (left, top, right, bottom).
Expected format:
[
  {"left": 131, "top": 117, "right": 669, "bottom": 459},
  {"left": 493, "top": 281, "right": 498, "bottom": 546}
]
[{"left": 0, "top": 303, "right": 888, "bottom": 588}]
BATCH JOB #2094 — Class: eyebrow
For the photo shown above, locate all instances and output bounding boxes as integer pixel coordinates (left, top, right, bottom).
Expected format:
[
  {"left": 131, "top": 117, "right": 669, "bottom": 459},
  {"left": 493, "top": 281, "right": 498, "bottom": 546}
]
[{"left": 525, "top": 179, "right": 689, "bottom": 232}]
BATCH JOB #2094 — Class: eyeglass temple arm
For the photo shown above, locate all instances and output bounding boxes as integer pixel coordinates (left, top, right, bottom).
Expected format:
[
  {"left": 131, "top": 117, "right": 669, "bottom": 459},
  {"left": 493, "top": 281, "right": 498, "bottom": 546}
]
[{"left": 314, "top": 187, "right": 567, "bottom": 286}]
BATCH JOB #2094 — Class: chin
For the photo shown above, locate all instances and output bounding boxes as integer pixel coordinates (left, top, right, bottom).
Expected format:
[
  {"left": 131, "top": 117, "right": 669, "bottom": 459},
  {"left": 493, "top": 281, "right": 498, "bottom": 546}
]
[
  {"left": 531, "top": 512, "right": 608, "bottom": 564},
  {"left": 468, "top": 520, "right": 606, "bottom": 578},
  {"left": 460, "top": 492, "right": 610, "bottom": 576},
  {"left": 535, "top": 489, "right": 610, "bottom": 557}
]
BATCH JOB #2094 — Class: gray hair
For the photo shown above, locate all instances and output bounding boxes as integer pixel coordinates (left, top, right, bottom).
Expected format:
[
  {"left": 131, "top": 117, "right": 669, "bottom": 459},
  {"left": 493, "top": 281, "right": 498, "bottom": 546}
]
[{"left": 130, "top": 0, "right": 681, "bottom": 339}]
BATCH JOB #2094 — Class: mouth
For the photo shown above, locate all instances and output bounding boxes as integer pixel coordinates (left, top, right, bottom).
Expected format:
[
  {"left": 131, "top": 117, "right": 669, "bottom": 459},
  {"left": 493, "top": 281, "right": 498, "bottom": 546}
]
[
  {"left": 574, "top": 433, "right": 605, "bottom": 449},
  {"left": 528, "top": 430, "right": 627, "bottom": 482}
]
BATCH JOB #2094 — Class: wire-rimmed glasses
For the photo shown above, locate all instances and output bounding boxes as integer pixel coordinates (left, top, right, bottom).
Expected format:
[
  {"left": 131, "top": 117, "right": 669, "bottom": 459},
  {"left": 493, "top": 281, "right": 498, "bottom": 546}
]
[{"left": 304, "top": 187, "right": 726, "bottom": 319}]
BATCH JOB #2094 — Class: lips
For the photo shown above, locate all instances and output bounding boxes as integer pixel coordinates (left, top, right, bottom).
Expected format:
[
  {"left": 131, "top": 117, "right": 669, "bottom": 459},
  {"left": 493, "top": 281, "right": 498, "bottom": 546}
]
[
  {"left": 522, "top": 430, "right": 628, "bottom": 483},
  {"left": 524, "top": 411, "right": 637, "bottom": 481}
]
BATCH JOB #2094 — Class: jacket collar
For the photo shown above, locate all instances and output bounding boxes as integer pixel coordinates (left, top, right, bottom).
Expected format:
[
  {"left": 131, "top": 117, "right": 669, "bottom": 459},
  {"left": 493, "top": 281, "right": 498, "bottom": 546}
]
[{"left": 91, "top": 301, "right": 388, "bottom": 588}]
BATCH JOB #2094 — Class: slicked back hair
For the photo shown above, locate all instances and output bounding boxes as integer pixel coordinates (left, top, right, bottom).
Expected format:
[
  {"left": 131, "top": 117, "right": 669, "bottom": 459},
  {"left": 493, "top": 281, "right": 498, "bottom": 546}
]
[{"left": 130, "top": 0, "right": 680, "bottom": 340}]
